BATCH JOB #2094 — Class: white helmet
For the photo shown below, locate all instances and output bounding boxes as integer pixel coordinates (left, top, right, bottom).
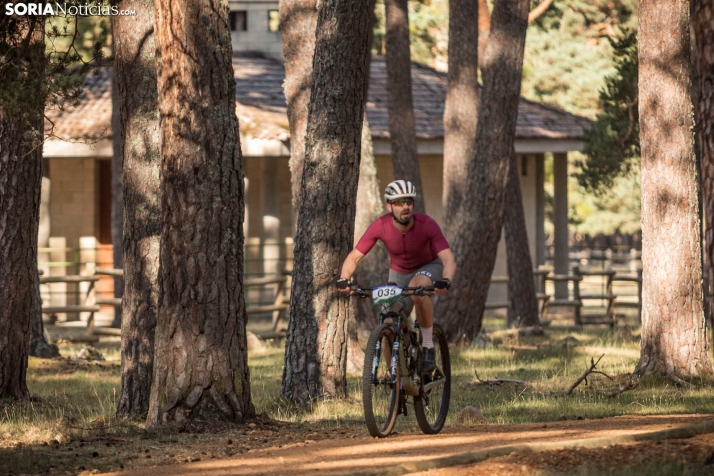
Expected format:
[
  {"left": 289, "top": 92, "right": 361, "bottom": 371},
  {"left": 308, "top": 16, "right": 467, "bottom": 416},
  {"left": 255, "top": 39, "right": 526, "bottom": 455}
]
[{"left": 384, "top": 180, "right": 417, "bottom": 201}]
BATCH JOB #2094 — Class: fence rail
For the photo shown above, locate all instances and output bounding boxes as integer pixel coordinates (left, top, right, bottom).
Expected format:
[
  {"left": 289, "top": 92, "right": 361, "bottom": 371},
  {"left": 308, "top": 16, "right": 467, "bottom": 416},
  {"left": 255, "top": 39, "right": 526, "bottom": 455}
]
[{"left": 39, "top": 241, "right": 649, "bottom": 332}]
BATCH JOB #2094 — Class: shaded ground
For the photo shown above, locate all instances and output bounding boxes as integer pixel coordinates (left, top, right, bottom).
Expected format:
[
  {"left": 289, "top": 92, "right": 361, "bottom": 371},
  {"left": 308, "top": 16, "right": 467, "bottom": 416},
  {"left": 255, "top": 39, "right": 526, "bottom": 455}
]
[{"left": 69, "top": 414, "right": 713, "bottom": 475}]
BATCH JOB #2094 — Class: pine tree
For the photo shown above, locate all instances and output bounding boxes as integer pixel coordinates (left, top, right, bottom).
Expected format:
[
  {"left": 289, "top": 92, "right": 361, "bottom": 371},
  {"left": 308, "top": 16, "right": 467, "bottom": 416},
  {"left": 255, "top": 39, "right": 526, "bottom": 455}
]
[{"left": 577, "top": 31, "right": 639, "bottom": 192}]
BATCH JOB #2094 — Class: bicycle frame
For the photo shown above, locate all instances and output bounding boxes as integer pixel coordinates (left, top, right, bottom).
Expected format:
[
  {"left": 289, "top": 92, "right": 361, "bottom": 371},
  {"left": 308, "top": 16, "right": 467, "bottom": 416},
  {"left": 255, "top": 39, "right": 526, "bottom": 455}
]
[{"left": 374, "top": 301, "right": 421, "bottom": 397}]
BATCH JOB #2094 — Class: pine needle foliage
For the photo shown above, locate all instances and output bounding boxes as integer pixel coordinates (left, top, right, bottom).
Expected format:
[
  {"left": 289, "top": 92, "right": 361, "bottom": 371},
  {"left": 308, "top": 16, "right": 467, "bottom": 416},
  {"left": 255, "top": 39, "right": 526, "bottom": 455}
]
[
  {"left": 576, "top": 31, "right": 639, "bottom": 194},
  {"left": 0, "top": 4, "right": 108, "bottom": 149}
]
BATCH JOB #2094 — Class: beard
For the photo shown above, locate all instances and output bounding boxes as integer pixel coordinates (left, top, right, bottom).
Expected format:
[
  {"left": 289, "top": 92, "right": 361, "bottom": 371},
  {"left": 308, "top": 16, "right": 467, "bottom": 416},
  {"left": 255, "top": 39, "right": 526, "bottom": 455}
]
[{"left": 392, "top": 210, "right": 412, "bottom": 226}]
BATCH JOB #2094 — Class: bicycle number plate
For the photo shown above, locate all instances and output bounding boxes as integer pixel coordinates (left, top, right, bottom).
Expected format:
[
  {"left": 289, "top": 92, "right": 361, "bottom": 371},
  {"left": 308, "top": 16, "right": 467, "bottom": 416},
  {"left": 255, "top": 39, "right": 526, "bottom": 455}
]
[{"left": 372, "top": 285, "right": 403, "bottom": 305}]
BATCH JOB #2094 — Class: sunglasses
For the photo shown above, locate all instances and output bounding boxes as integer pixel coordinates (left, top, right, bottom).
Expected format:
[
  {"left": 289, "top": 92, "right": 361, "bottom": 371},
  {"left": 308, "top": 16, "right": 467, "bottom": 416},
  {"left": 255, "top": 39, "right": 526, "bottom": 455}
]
[{"left": 390, "top": 198, "right": 414, "bottom": 206}]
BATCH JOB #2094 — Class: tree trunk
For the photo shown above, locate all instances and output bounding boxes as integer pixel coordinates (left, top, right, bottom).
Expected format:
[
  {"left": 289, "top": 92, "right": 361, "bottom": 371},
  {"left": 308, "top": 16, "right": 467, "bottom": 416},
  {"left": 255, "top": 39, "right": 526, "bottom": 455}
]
[
  {"left": 111, "top": 28, "right": 124, "bottom": 330},
  {"left": 693, "top": 0, "right": 714, "bottom": 342},
  {"left": 384, "top": 0, "right": 425, "bottom": 212},
  {"left": 29, "top": 268, "right": 59, "bottom": 359},
  {"left": 505, "top": 153, "right": 539, "bottom": 327},
  {"left": 435, "top": 0, "right": 530, "bottom": 343},
  {"left": 0, "top": 17, "right": 45, "bottom": 399},
  {"left": 281, "top": 0, "right": 373, "bottom": 403},
  {"left": 348, "top": 116, "right": 387, "bottom": 371},
  {"left": 280, "top": 0, "right": 318, "bottom": 210},
  {"left": 635, "top": 0, "right": 714, "bottom": 378},
  {"left": 442, "top": 0, "right": 479, "bottom": 237},
  {"left": 147, "top": 0, "right": 254, "bottom": 425},
  {"left": 354, "top": 116, "right": 388, "bottom": 328},
  {"left": 114, "top": 0, "right": 161, "bottom": 421}
]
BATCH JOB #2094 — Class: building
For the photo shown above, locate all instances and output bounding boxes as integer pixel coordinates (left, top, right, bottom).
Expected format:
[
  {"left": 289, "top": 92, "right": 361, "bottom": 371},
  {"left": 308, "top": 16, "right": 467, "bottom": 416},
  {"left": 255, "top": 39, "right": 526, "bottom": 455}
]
[{"left": 41, "top": 2, "right": 590, "bottom": 313}]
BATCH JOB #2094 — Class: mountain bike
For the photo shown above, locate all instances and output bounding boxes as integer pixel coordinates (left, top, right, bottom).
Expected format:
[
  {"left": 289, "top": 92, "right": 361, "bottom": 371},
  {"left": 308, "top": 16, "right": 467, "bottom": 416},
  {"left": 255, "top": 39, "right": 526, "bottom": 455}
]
[{"left": 349, "top": 283, "right": 451, "bottom": 438}]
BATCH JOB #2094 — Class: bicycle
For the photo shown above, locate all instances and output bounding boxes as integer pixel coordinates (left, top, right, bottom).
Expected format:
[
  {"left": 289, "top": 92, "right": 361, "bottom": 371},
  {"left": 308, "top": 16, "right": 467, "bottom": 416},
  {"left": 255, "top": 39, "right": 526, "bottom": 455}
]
[{"left": 349, "top": 283, "right": 451, "bottom": 438}]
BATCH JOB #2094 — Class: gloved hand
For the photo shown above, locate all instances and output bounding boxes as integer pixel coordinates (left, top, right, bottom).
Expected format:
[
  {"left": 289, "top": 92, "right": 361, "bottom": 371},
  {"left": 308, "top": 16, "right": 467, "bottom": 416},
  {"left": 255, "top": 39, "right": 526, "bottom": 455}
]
[{"left": 434, "top": 278, "right": 451, "bottom": 290}]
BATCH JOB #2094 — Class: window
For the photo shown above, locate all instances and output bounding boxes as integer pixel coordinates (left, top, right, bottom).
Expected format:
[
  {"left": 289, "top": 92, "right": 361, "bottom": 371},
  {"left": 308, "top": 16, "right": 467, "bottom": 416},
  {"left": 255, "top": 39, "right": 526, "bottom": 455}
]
[
  {"left": 229, "top": 10, "right": 247, "bottom": 31},
  {"left": 268, "top": 10, "right": 280, "bottom": 32}
]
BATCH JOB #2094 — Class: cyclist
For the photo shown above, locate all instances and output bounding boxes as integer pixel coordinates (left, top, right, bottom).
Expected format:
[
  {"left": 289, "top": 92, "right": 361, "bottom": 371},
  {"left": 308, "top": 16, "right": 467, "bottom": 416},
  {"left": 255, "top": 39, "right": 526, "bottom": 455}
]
[{"left": 337, "top": 179, "right": 456, "bottom": 375}]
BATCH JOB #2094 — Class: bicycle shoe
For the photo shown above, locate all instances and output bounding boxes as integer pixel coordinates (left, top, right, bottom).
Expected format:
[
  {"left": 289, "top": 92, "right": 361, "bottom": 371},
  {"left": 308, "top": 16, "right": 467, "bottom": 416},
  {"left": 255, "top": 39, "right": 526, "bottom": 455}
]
[{"left": 420, "top": 347, "right": 436, "bottom": 375}]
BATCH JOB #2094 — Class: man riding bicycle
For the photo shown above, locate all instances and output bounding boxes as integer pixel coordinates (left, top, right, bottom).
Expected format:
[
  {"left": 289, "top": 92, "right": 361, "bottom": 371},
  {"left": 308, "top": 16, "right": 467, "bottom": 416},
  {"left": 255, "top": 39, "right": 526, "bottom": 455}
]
[{"left": 337, "top": 180, "right": 456, "bottom": 376}]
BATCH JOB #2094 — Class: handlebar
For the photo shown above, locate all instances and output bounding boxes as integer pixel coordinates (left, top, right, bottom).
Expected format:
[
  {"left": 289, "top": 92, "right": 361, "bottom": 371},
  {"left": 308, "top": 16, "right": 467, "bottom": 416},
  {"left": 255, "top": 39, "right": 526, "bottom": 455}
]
[{"left": 348, "top": 284, "right": 436, "bottom": 297}]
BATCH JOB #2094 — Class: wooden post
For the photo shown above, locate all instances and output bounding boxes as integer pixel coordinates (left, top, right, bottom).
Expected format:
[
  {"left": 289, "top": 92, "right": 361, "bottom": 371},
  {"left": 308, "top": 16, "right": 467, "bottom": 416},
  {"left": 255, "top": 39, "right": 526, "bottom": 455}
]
[
  {"left": 553, "top": 153, "right": 569, "bottom": 299},
  {"left": 637, "top": 268, "right": 643, "bottom": 324},
  {"left": 573, "top": 266, "right": 582, "bottom": 325},
  {"left": 79, "top": 236, "right": 97, "bottom": 323},
  {"left": 605, "top": 270, "right": 615, "bottom": 327},
  {"left": 48, "top": 236, "right": 67, "bottom": 322},
  {"left": 535, "top": 154, "right": 546, "bottom": 267}
]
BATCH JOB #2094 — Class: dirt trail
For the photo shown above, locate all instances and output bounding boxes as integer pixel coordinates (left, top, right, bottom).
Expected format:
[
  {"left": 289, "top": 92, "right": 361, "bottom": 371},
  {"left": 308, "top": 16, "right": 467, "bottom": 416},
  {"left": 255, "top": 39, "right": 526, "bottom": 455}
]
[{"left": 102, "top": 414, "right": 714, "bottom": 476}]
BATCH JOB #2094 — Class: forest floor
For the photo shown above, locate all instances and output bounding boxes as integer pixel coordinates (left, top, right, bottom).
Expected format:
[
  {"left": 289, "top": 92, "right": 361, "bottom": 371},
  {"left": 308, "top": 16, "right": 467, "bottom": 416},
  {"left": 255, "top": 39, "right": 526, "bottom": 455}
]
[
  {"left": 3, "top": 312, "right": 714, "bottom": 475},
  {"left": 3, "top": 412, "right": 714, "bottom": 475}
]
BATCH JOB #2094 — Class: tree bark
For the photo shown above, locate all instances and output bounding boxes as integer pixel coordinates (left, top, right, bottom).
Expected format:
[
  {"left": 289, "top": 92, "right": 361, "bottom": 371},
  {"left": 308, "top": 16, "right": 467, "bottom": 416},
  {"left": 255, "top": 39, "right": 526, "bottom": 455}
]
[
  {"left": 114, "top": 0, "right": 160, "bottom": 421},
  {"left": 693, "top": 0, "right": 714, "bottom": 341},
  {"left": 354, "top": 116, "right": 389, "bottom": 326},
  {"left": 348, "top": 116, "right": 388, "bottom": 371},
  {"left": 435, "top": 0, "right": 530, "bottom": 343},
  {"left": 281, "top": 0, "right": 373, "bottom": 403},
  {"left": 442, "top": 0, "right": 479, "bottom": 238},
  {"left": 505, "top": 153, "right": 539, "bottom": 327},
  {"left": 147, "top": 0, "right": 254, "bottom": 425},
  {"left": 111, "top": 28, "right": 124, "bottom": 330},
  {"left": 0, "top": 17, "right": 45, "bottom": 399},
  {"left": 384, "top": 0, "right": 425, "bottom": 212},
  {"left": 29, "top": 268, "right": 59, "bottom": 359},
  {"left": 635, "top": 0, "right": 714, "bottom": 378},
  {"left": 280, "top": 0, "right": 318, "bottom": 210}
]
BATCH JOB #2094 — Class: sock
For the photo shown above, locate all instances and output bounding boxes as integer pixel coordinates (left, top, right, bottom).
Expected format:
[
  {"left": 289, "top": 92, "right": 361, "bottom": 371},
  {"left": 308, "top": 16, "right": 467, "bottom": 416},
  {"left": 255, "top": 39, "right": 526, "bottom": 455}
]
[{"left": 421, "top": 326, "right": 434, "bottom": 349}]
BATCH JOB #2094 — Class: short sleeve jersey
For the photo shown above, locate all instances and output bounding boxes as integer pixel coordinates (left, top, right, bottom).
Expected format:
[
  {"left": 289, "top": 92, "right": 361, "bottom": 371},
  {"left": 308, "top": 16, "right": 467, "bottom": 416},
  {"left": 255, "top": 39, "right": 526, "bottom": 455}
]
[{"left": 355, "top": 213, "right": 450, "bottom": 274}]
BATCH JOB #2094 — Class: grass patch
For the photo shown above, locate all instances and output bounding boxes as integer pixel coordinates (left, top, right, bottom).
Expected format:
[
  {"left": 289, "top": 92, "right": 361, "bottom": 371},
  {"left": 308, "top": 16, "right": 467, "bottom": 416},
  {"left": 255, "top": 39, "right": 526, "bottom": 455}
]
[{"left": 3, "top": 324, "right": 714, "bottom": 442}]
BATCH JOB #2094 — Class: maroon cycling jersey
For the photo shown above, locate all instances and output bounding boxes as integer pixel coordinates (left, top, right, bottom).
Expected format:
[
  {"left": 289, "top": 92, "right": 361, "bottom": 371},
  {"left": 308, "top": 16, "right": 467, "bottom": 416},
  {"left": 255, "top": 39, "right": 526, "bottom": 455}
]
[{"left": 355, "top": 213, "right": 450, "bottom": 274}]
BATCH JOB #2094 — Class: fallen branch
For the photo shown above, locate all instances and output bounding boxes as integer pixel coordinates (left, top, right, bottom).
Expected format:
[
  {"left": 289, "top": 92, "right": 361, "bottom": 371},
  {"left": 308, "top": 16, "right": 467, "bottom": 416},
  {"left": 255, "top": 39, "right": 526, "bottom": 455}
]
[
  {"left": 501, "top": 341, "right": 550, "bottom": 351},
  {"left": 566, "top": 354, "right": 613, "bottom": 395},
  {"left": 607, "top": 380, "right": 640, "bottom": 398},
  {"left": 667, "top": 373, "right": 697, "bottom": 390},
  {"left": 474, "top": 370, "right": 526, "bottom": 386}
]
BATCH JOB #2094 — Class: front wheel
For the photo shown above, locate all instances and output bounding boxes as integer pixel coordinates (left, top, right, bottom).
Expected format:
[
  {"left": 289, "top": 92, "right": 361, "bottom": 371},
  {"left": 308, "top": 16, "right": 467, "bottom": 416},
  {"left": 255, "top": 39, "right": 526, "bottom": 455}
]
[
  {"left": 362, "top": 323, "right": 400, "bottom": 438},
  {"left": 414, "top": 323, "right": 450, "bottom": 434}
]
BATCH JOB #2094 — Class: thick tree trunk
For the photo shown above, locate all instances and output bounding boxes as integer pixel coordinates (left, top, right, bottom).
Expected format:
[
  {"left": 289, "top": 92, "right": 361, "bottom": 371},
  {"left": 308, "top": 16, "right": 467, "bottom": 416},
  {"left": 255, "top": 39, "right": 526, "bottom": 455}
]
[
  {"left": 0, "top": 17, "right": 45, "bottom": 399},
  {"left": 0, "top": 116, "right": 39, "bottom": 399},
  {"left": 115, "top": 0, "right": 160, "bottom": 421},
  {"left": 281, "top": 0, "right": 373, "bottom": 403},
  {"left": 384, "top": 0, "right": 425, "bottom": 212},
  {"left": 348, "top": 116, "right": 388, "bottom": 371},
  {"left": 280, "top": 0, "right": 318, "bottom": 210},
  {"left": 147, "top": 0, "right": 254, "bottom": 425},
  {"left": 354, "top": 116, "right": 389, "bottom": 326},
  {"left": 505, "top": 153, "right": 539, "bottom": 327},
  {"left": 435, "top": 0, "right": 530, "bottom": 342},
  {"left": 693, "top": 0, "right": 714, "bottom": 340},
  {"left": 635, "top": 0, "right": 714, "bottom": 378},
  {"left": 29, "top": 268, "right": 59, "bottom": 359},
  {"left": 442, "top": 0, "right": 479, "bottom": 237},
  {"left": 111, "top": 60, "right": 124, "bottom": 329}
]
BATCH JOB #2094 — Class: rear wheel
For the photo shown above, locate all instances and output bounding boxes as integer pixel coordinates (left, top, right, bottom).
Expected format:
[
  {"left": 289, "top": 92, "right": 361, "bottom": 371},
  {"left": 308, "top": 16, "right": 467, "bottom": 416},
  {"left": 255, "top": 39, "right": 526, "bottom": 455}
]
[
  {"left": 414, "top": 323, "right": 450, "bottom": 434},
  {"left": 362, "top": 323, "right": 400, "bottom": 438}
]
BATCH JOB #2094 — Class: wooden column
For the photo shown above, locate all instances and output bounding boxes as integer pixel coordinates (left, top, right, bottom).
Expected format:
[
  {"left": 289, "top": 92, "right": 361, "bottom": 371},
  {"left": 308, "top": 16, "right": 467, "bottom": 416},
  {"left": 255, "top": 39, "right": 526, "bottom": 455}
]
[
  {"left": 535, "top": 153, "right": 546, "bottom": 267},
  {"left": 553, "top": 152, "right": 569, "bottom": 299}
]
